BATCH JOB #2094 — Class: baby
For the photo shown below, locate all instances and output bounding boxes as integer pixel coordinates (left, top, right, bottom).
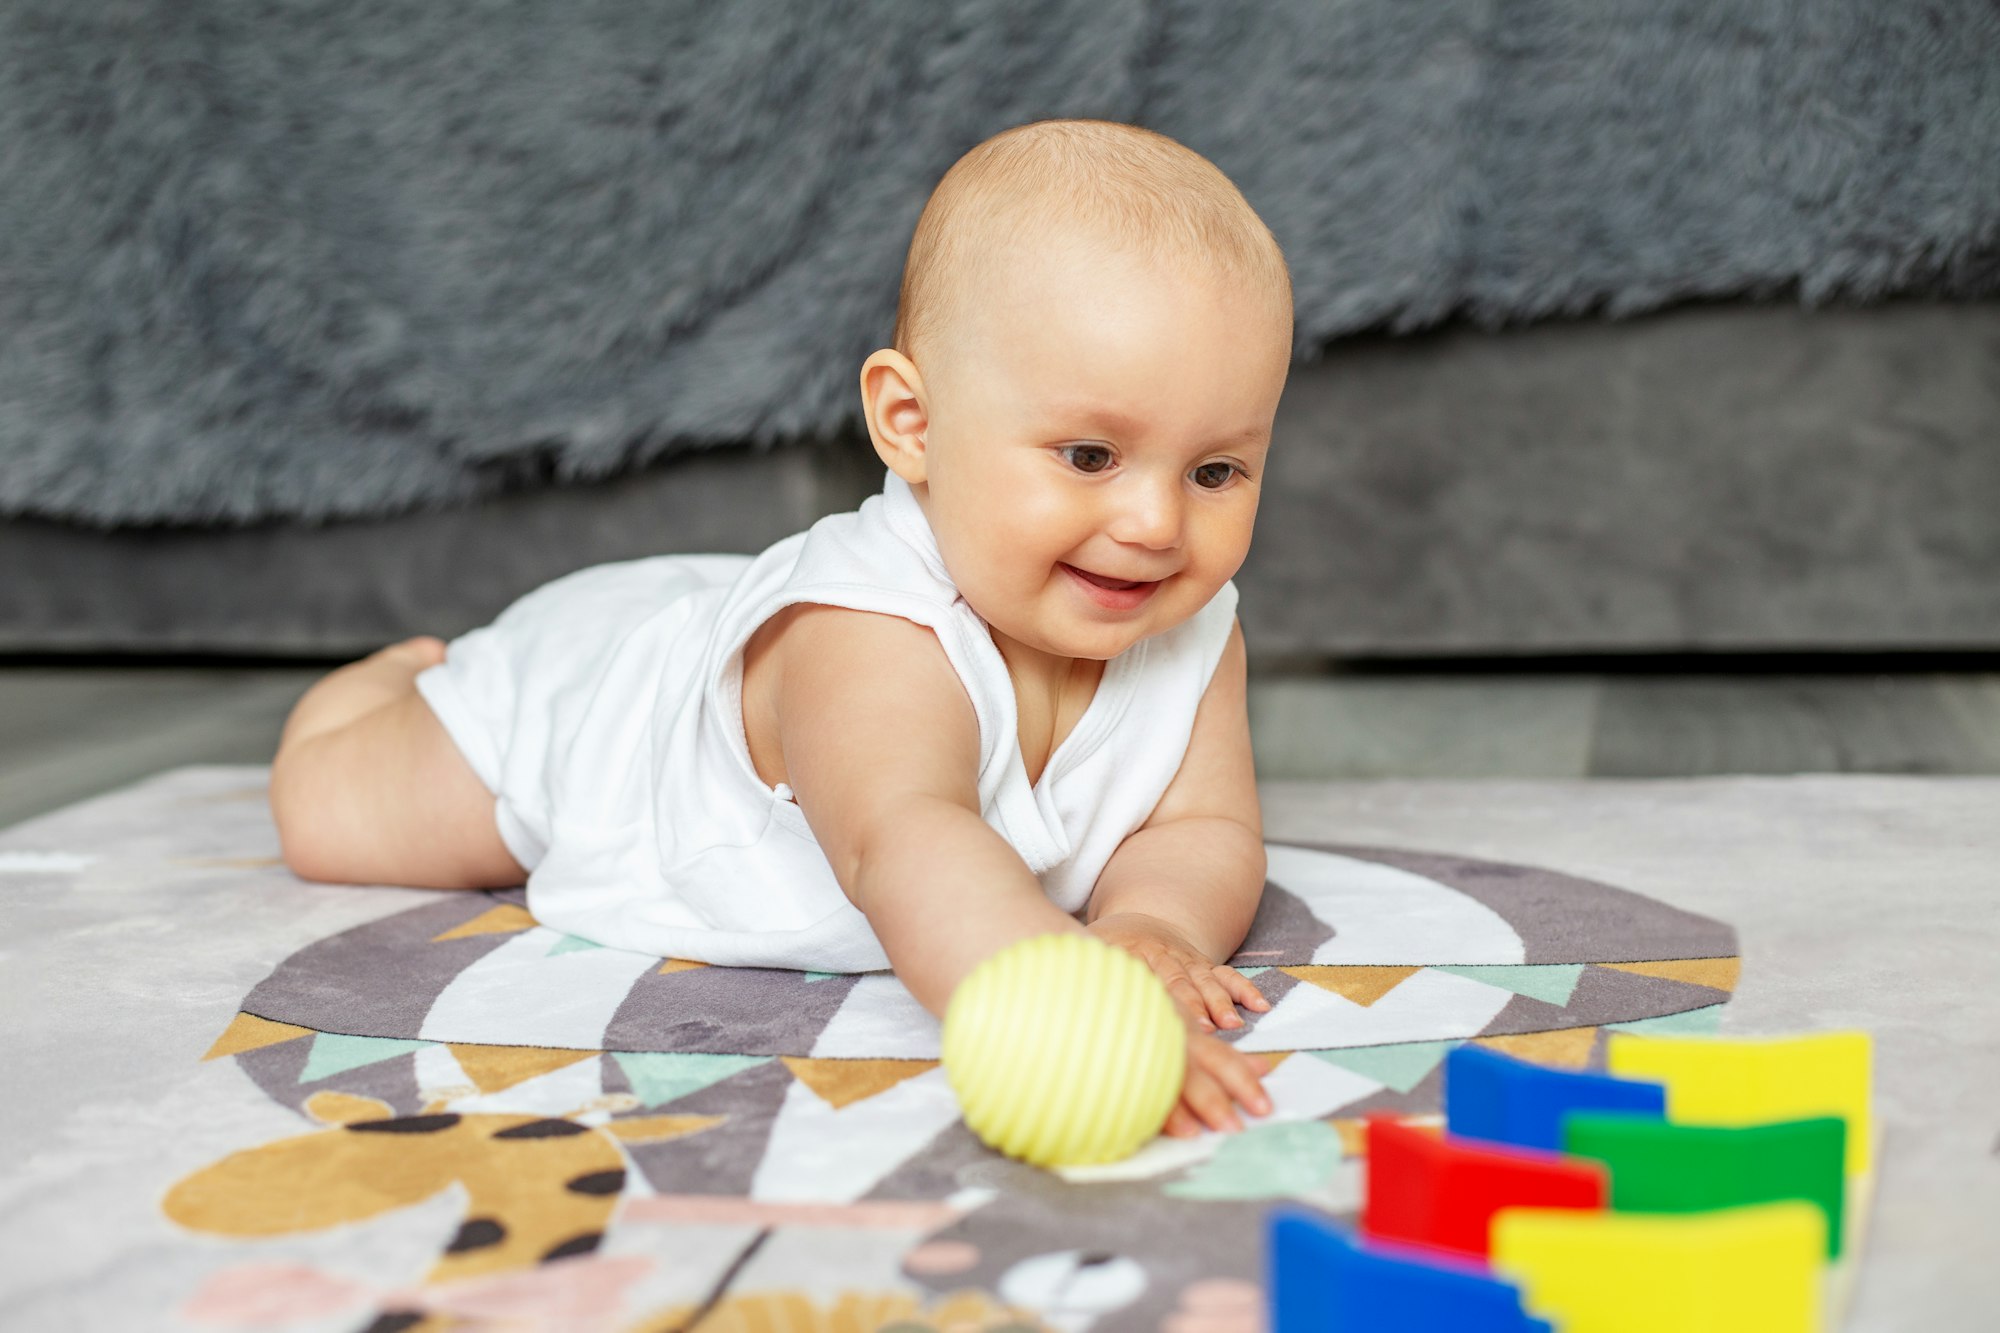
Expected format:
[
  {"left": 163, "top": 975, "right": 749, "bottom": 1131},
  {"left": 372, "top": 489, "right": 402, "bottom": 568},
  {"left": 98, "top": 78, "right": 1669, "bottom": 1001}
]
[{"left": 270, "top": 118, "right": 1294, "bottom": 1140}]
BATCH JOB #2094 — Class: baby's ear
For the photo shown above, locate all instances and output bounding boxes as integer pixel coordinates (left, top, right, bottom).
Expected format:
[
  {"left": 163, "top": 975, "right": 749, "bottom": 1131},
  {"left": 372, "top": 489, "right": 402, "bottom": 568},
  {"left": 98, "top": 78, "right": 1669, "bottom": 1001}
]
[{"left": 858, "top": 349, "right": 931, "bottom": 484}]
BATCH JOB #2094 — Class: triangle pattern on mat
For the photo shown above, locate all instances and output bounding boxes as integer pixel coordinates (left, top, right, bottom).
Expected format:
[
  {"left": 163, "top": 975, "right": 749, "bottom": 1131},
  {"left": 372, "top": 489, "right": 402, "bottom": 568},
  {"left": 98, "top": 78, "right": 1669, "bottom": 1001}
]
[
  {"left": 204, "top": 1012, "right": 314, "bottom": 1061},
  {"left": 751, "top": 1064, "right": 961, "bottom": 1203},
  {"left": 658, "top": 958, "right": 708, "bottom": 976},
  {"left": 1604, "top": 1005, "right": 1725, "bottom": 1037},
  {"left": 546, "top": 934, "right": 603, "bottom": 957},
  {"left": 1602, "top": 957, "right": 1740, "bottom": 992},
  {"left": 447, "top": 1043, "right": 598, "bottom": 1094},
  {"left": 1475, "top": 1027, "right": 1599, "bottom": 1069},
  {"left": 1164, "top": 1120, "right": 1346, "bottom": 1200},
  {"left": 303, "top": 1090, "right": 396, "bottom": 1126},
  {"left": 1309, "top": 1040, "right": 1461, "bottom": 1093},
  {"left": 431, "top": 903, "right": 537, "bottom": 942},
  {"left": 300, "top": 1033, "right": 435, "bottom": 1082},
  {"left": 780, "top": 1057, "right": 939, "bottom": 1109},
  {"left": 613, "top": 1052, "right": 769, "bottom": 1109},
  {"left": 603, "top": 1113, "right": 729, "bottom": 1145},
  {"left": 1278, "top": 965, "right": 1422, "bottom": 1007},
  {"left": 1433, "top": 964, "right": 1585, "bottom": 1007}
]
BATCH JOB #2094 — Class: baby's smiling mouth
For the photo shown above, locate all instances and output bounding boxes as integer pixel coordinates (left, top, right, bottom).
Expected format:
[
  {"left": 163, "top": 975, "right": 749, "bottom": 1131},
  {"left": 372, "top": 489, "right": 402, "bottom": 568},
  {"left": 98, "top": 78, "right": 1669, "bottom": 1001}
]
[{"left": 1060, "top": 563, "right": 1160, "bottom": 592}]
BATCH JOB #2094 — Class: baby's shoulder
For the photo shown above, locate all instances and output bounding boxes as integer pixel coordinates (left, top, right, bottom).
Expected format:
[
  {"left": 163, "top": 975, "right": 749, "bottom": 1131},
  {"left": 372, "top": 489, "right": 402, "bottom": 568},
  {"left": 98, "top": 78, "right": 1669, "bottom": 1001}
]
[
  {"left": 739, "top": 602, "right": 970, "bottom": 793},
  {"left": 744, "top": 601, "right": 952, "bottom": 677}
]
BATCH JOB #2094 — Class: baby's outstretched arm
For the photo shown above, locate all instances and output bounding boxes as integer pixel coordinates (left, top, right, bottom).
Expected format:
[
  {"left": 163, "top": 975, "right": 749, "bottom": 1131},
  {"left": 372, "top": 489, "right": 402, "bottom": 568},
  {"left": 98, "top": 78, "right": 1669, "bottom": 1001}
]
[
  {"left": 772, "top": 605, "right": 1088, "bottom": 1018},
  {"left": 1083, "top": 620, "right": 1276, "bottom": 1135},
  {"left": 773, "top": 603, "right": 1269, "bottom": 1137}
]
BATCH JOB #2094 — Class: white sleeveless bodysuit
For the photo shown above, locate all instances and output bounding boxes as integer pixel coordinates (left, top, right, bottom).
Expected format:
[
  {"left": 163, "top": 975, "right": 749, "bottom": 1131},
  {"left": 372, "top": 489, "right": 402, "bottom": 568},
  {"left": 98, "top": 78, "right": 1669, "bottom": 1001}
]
[{"left": 415, "top": 469, "right": 1239, "bottom": 972}]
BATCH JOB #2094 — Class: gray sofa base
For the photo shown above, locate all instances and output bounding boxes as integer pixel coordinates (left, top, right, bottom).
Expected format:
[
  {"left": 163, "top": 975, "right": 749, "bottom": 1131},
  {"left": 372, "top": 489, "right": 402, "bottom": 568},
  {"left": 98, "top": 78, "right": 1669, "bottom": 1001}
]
[{"left": 4, "top": 299, "right": 1994, "bottom": 660}]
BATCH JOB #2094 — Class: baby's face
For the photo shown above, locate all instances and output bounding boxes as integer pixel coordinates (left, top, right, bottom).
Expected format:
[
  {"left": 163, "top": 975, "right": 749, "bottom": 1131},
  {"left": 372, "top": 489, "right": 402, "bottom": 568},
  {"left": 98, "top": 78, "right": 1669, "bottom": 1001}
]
[{"left": 915, "top": 239, "right": 1290, "bottom": 664}]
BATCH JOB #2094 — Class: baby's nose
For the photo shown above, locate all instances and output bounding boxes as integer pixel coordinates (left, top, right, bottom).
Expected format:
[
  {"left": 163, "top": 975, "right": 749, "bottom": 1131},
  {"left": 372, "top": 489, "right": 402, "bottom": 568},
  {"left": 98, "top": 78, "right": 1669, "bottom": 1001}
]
[{"left": 1108, "top": 480, "right": 1184, "bottom": 550}]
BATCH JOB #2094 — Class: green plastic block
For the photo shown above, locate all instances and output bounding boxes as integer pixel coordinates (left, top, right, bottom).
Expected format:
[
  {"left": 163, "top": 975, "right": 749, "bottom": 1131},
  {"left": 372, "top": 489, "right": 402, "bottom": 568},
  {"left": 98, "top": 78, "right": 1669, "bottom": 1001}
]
[{"left": 1561, "top": 1114, "right": 1846, "bottom": 1258}]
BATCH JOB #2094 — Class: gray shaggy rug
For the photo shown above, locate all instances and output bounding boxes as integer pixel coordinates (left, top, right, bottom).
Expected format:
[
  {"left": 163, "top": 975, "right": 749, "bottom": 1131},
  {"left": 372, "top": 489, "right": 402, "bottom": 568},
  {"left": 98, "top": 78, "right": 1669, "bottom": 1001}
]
[{"left": 3, "top": 0, "right": 1997, "bottom": 526}]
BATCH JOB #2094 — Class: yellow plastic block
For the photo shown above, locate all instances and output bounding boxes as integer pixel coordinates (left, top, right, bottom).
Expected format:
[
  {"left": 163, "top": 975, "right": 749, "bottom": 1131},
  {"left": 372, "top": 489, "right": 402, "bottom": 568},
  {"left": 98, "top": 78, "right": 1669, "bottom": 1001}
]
[
  {"left": 1605, "top": 1031, "right": 1872, "bottom": 1175},
  {"left": 1493, "top": 1202, "right": 1825, "bottom": 1333}
]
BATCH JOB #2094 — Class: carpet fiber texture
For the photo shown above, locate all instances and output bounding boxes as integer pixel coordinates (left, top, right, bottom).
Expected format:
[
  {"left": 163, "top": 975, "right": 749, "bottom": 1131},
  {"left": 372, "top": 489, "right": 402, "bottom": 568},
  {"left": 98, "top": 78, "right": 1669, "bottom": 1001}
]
[
  {"left": 0, "top": 764, "right": 1756, "bottom": 1332},
  {"left": 5, "top": 769, "right": 1995, "bottom": 1329},
  {"left": 4, "top": 2, "right": 1997, "bottom": 525}
]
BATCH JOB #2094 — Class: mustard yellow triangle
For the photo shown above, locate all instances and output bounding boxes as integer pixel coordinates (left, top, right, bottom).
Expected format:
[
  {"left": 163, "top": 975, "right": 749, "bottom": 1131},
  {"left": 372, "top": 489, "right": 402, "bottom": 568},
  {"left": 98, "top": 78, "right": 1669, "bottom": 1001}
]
[
  {"left": 602, "top": 1113, "right": 728, "bottom": 1144},
  {"left": 431, "top": 903, "right": 537, "bottom": 941},
  {"left": 926, "top": 1291, "right": 1037, "bottom": 1328},
  {"left": 1328, "top": 1115, "right": 1441, "bottom": 1157},
  {"left": 303, "top": 1090, "right": 395, "bottom": 1125},
  {"left": 658, "top": 957, "right": 709, "bottom": 975},
  {"left": 1278, "top": 965, "right": 1422, "bottom": 1007},
  {"left": 203, "top": 1012, "right": 314, "bottom": 1061},
  {"left": 779, "top": 1057, "right": 938, "bottom": 1109},
  {"left": 646, "top": 1287, "right": 1031, "bottom": 1332},
  {"left": 1603, "top": 956, "right": 1741, "bottom": 992},
  {"left": 447, "top": 1043, "right": 597, "bottom": 1094},
  {"left": 826, "top": 1293, "right": 926, "bottom": 1331},
  {"left": 1476, "top": 1026, "right": 1599, "bottom": 1069},
  {"left": 1327, "top": 1118, "right": 1368, "bottom": 1155}
]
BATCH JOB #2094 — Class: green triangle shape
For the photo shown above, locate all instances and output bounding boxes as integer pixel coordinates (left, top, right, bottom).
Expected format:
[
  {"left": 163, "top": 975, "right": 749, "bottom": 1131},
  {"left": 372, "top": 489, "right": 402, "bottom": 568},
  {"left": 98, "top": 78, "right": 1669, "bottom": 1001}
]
[
  {"left": 1310, "top": 1040, "right": 1461, "bottom": 1093},
  {"left": 301, "top": 1033, "right": 434, "bottom": 1083},
  {"left": 1433, "top": 964, "right": 1586, "bottom": 1007},
  {"left": 802, "top": 971, "right": 838, "bottom": 983},
  {"left": 1164, "top": 1120, "right": 1346, "bottom": 1200},
  {"left": 547, "top": 934, "right": 604, "bottom": 956},
  {"left": 1236, "top": 966, "right": 1271, "bottom": 978},
  {"left": 613, "top": 1052, "right": 769, "bottom": 1109},
  {"left": 1605, "top": 1004, "right": 1725, "bottom": 1036}
]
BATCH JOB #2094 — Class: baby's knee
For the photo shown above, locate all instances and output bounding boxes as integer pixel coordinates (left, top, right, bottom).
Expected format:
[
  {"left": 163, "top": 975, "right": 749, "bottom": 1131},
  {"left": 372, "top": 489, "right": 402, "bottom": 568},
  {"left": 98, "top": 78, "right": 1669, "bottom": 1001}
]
[
  {"left": 268, "top": 744, "right": 316, "bottom": 879},
  {"left": 268, "top": 737, "right": 352, "bottom": 883}
]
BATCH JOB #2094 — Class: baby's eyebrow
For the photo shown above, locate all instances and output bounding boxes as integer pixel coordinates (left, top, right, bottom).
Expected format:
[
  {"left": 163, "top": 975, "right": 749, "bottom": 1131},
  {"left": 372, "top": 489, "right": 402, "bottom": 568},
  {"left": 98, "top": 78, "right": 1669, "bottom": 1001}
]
[
  {"left": 1050, "top": 406, "right": 1268, "bottom": 449},
  {"left": 1062, "top": 405, "right": 1146, "bottom": 435}
]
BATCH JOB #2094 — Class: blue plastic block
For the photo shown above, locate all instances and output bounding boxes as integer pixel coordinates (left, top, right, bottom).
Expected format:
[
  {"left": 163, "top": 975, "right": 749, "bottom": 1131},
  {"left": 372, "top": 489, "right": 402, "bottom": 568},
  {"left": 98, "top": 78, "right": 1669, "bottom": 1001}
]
[
  {"left": 1267, "top": 1206, "right": 1553, "bottom": 1333},
  {"left": 1446, "top": 1045, "right": 1667, "bottom": 1151}
]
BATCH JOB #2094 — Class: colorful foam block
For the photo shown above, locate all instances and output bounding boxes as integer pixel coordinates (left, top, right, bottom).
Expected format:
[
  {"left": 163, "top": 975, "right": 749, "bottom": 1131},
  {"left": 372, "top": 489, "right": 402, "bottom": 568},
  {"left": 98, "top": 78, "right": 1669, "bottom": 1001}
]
[
  {"left": 1363, "top": 1116, "right": 1607, "bottom": 1257},
  {"left": 1492, "top": 1201, "right": 1826, "bottom": 1333},
  {"left": 1445, "top": 1044, "right": 1667, "bottom": 1150},
  {"left": 1268, "top": 1206, "right": 1553, "bottom": 1333},
  {"left": 1563, "top": 1113, "right": 1847, "bottom": 1257},
  {"left": 1605, "top": 1030, "right": 1872, "bottom": 1174}
]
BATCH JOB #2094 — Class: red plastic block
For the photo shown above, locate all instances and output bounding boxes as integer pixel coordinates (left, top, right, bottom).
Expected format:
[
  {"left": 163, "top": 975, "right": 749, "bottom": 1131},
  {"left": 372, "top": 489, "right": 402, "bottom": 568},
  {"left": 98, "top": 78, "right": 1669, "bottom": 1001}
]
[{"left": 1363, "top": 1116, "right": 1608, "bottom": 1257}]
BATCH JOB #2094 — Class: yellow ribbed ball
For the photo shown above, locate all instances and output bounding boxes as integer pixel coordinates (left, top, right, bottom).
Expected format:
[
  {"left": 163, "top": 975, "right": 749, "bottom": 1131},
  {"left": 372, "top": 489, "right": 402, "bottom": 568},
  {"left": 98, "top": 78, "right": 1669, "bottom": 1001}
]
[{"left": 941, "top": 932, "right": 1186, "bottom": 1168}]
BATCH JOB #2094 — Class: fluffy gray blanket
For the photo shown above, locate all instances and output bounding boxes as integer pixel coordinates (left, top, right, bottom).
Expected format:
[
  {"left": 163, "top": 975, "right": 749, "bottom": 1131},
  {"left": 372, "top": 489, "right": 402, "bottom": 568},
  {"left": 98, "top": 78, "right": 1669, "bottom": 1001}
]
[{"left": 4, "top": 1, "right": 1997, "bottom": 526}]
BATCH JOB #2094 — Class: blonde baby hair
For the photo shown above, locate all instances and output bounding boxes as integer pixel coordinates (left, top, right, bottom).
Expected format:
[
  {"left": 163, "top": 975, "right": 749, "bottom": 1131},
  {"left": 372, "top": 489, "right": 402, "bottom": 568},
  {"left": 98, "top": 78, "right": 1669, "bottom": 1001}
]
[{"left": 891, "top": 119, "right": 1294, "bottom": 375}]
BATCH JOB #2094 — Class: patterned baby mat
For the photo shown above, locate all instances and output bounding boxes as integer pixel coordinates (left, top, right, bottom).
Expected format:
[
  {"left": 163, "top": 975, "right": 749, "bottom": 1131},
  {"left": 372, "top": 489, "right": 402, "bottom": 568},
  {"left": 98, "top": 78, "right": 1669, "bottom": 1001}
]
[{"left": 177, "top": 836, "right": 1737, "bottom": 1331}]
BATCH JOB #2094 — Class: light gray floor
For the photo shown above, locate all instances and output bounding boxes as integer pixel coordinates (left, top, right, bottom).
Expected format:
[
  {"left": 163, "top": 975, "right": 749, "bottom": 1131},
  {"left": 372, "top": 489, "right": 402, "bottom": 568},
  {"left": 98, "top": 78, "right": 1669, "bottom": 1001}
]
[{"left": 3, "top": 662, "right": 1998, "bottom": 832}]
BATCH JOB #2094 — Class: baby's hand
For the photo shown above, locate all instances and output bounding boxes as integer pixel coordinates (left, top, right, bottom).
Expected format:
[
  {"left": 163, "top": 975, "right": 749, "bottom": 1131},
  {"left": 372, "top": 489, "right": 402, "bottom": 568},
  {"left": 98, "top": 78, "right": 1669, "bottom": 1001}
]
[
  {"left": 1165, "top": 1025, "right": 1274, "bottom": 1137},
  {"left": 1086, "top": 912, "right": 1273, "bottom": 1032}
]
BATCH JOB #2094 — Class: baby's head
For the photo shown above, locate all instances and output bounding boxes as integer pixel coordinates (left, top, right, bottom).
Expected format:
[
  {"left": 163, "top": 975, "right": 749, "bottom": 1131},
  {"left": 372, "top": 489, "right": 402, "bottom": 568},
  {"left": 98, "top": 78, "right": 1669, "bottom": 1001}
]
[{"left": 861, "top": 119, "right": 1294, "bottom": 665}]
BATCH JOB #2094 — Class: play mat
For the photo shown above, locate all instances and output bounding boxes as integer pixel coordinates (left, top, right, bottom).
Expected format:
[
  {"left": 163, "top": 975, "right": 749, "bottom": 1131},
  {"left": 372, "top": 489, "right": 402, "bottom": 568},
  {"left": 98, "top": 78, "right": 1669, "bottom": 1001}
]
[{"left": 1, "top": 767, "right": 1739, "bottom": 1332}]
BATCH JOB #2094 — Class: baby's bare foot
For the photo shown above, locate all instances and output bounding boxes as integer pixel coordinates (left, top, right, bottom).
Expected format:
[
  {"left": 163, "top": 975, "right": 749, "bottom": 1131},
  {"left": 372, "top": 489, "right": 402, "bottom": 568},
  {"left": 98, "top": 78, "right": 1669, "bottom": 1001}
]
[{"left": 375, "top": 635, "right": 448, "bottom": 670}]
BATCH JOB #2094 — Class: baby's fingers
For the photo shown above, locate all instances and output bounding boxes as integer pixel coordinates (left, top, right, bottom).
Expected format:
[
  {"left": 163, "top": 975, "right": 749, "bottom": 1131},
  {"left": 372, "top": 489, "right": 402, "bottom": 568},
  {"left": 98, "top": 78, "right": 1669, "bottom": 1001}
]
[
  {"left": 1188, "top": 967, "right": 1252, "bottom": 1030},
  {"left": 1195, "top": 1039, "right": 1273, "bottom": 1119},
  {"left": 1214, "top": 963, "right": 1273, "bottom": 1014},
  {"left": 1158, "top": 966, "right": 1220, "bottom": 1031},
  {"left": 1175, "top": 1058, "right": 1246, "bottom": 1135},
  {"left": 1163, "top": 1103, "right": 1203, "bottom": 1138}
]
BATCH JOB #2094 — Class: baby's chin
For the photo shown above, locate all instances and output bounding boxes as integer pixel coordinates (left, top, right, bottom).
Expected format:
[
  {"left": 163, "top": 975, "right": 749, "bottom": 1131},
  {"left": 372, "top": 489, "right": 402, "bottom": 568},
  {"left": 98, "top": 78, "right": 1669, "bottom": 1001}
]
[{"left": 993, "top": 609, "right": 1180, "bottom": 664}]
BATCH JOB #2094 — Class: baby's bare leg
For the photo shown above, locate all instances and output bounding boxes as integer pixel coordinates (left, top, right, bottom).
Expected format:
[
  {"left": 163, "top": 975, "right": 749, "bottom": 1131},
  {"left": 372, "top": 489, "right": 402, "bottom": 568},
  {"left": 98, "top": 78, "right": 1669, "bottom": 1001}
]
[
  {"left": 271, "top": 637, "right": 526, "bottom": 890},
  {"left": 277, "top": 636, "right": 448, "bottom": 754}
]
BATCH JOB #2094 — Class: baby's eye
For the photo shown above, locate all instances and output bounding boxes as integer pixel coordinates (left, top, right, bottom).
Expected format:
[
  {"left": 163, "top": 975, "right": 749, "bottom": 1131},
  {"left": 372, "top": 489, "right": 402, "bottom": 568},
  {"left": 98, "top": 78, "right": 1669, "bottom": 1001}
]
[
  {"left": 1060, "top": 444, "right": 1114, "bottom": 474},
  {"left": 1191, "top": 461, "right": 1240, "bottom": 490}
]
